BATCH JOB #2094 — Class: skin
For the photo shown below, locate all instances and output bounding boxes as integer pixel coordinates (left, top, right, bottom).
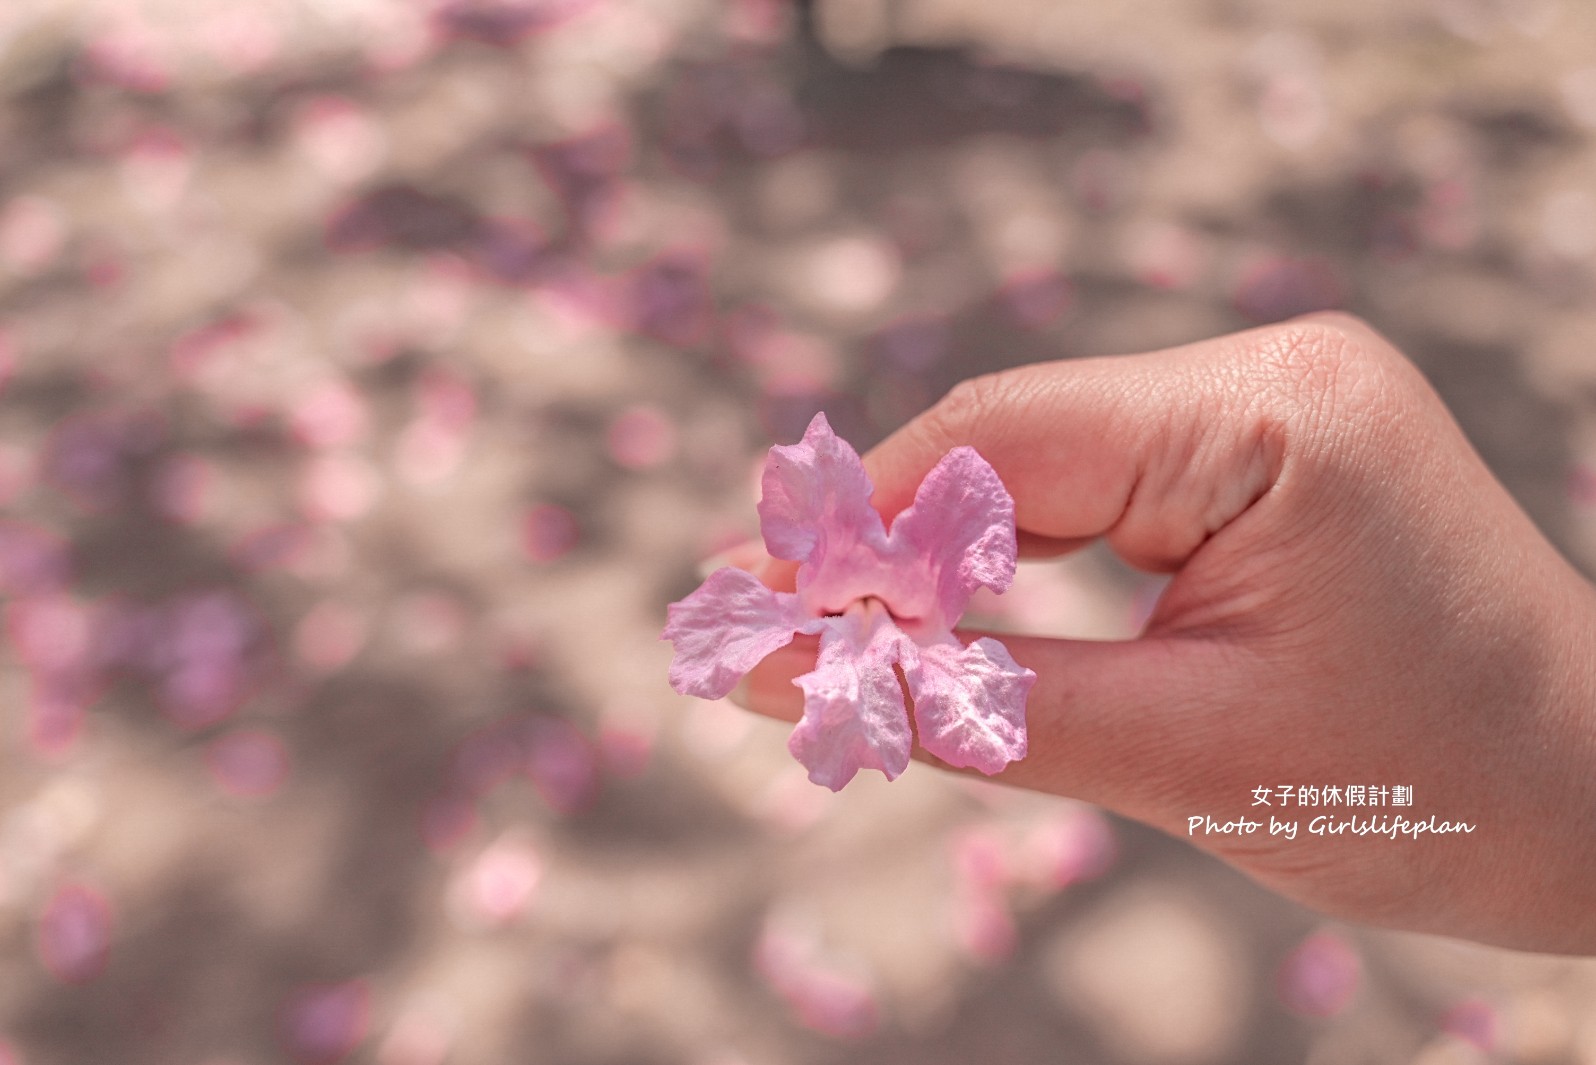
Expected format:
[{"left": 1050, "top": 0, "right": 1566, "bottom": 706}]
[{"left": 729, "top": 313, "right": 1596, "bottom": 955}]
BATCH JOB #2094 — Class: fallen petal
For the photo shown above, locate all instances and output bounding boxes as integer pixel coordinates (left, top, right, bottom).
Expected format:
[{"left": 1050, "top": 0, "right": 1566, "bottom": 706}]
[{"left": 37, "top": 881, "right": 112, "bottom": 984}]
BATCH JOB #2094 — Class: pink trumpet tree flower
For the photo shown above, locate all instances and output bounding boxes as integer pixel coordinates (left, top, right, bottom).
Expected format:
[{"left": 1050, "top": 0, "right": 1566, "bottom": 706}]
[{"left": 663, "top": 413, "right": 1033, "bottom": 790}]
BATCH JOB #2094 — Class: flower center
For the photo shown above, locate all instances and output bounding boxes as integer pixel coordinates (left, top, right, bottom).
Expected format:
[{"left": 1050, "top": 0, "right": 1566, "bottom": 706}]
[
  {"left": 823, "top": 595, "right": 914, "bottom": 623},
  {"left": 819, "top": 595, "right": 941, "bottom": 643}
]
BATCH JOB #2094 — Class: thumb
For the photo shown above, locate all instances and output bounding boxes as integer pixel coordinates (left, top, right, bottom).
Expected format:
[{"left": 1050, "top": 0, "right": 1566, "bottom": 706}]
[{"left": 856, "top": 317, "right": 1374, "bottom": 574}]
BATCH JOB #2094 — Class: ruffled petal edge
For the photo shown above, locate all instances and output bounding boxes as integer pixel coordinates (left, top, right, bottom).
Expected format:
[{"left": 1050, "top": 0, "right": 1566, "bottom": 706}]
[
  {"left": 757, "top": 412, "right": 886, "bottom": 564},
  {"left": 904, "top": 634, "right": 1032, "bottom": 775},
  {"left": 663, "top": 566, "right": 813, "bottom": 699},
  {"left": 888, "top": 446, "right": 1017, "bottom": 628},
  {"left": 788, "top": 601, "right": 913, "bottom": 791}
]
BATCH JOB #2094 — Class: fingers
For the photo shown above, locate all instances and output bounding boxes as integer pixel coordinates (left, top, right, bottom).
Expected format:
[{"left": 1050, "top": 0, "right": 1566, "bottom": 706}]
[
  {"left": 733, "top": 628, "right": 1232, "bottom": 823},
  {"left": 720, "top": 316, "right": 1402, "bottom": 586},
  {"left": 714, "top": 316, "right": 1402, "bottom": 814},
  {"left": 856, "top": 316, "right": 1379, "bottom": 572}
]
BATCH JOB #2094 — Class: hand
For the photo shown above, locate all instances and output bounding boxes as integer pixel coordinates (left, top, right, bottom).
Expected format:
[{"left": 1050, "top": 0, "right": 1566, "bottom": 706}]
[{"left": 733, "top": 313, "right": 1596, "bottom": 954}]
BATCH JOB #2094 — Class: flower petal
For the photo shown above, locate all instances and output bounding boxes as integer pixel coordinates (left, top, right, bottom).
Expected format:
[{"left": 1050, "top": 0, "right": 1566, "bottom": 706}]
[
  {"left": 905, "top": 634, "right": 1032, "bottom": 775},
  {"left": 663, "top": 567, "right": 812, "bottom": 699},
  {"left": 789, "top": 600, "right": 912, "bottom": 791},
  {"left": 888, "top": 447, "right": 1017, "bottom": 628},
  {"left": 757, "top": 413, "right": 880, "bottom": 560},
  {"left": 757, "top": 413, "right": 896, "bottom": 616}
]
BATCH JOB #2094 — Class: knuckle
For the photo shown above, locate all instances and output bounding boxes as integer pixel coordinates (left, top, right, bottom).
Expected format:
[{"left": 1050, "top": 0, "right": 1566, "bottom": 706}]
[
  {"left": 928, "top": 371, "right": 1011, "bottom": 442},
  {"left": 1241, "top": 317, "right": 1398, "bottom": 430},
  {"left": 1254, "top": 318, "right": 1362, "bottom": 389},
  {"left": 938, "top": 371, "right": 1002, "bottom": 419}
]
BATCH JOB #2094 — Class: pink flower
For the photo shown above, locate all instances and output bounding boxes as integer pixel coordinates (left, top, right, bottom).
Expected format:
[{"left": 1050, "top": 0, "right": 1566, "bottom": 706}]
[{"left": 663, "top": 413, "right": 1033, "bottom": 790}]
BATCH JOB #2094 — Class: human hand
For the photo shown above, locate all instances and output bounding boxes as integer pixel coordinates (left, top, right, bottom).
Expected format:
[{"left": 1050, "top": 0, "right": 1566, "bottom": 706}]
[{"left": 733, "top": 314, "right": 1596, "bottom": 954}]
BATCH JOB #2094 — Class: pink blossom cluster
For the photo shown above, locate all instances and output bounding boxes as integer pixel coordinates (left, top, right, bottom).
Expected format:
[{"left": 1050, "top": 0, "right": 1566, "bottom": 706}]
[{"left": 665, "top": 413, "right": 1033, "bottom": 790}]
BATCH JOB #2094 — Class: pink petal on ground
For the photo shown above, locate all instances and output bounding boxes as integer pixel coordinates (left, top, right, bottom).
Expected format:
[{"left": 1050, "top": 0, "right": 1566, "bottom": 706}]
[
  {"left": 1441, "top": 999, "right": 1497, "bottom": 1052},
  {"left": 280, "top": 981, "right": 371, "bottom": 1065},
  {"left": 205, "top": 729, "right": 290, "bottom": 799},
  {"left": 151, "top": 452, "right": 214, "bottom": 524},
  {"left": 27, "top": 678, "right": 88, "bottom": 759},
  {"left": 784, "top": 966, "right": 879, "bottom": 1039},
  {"left": 7, "top": 594, "right": 95, "bottom": 675},
  {"left": 753, "top": 764, "right": 834, "bottom": 834},
  {"left": 524, "top": 717, "right": 598, "bottom": 814},
  {"left": 376, "top": 1003, "right": 455, "bottom": 1065},
  {"left": 432, "top": 0, "right": 591, "bottom": 46},
  {"left": 998, "top": 268, "right": 1074, "bottom": 329},
  {"left": 294, "top": 95, "right": 385, "bottom": 184},
  {"left": 419, "top": 791, "right": 478, "bottom": 855},
  {"left": 447, "top": 836, "right": 542, "bottom": 928},
  {"left": 416, "top": 368, "right": 478, "bottom": 430},
  {"left": 153, "top": 591, "right": 259, "bottom": 731},
  {"left": 952, "top": 886, "right": 1017, "bottom": 965},
  {"left": 392, "top": 592, "right": 466, "bottom": 654},
  {"left": 599, "top": 725, "right": 653, "bottom": 777},
  {"left": 294, "top": 600, "right": 368, "bottom": 673},
  {"left": 875, "top": 316, "right": 948, "bottom": 373},
  {"left": 161, "top": 660, "right": 245, "bottom": 730},
  {"left": 951, "top": 827, "right": 1011, "bottom": 891},
  {"left": 753, "top": 917, "right": 880, "bottom": 1039},
  {"left": 889, "top": 446, "right": 1017, "bottom": 628},
  {"left": 36, "top": 882, "right": 112, "bottom": 984},
  {"left": 289, "top": 380, "right": 369, "bottom": 450},
  {"left": 230, "top": 522, "right": 315, "bottom": 573},
  {"left": 452, "top": 720, "right": 523, "bottom": 795},
  {"left": 788, "top": 600, "right": 912, "bottom": 790},
  {"left": 1276, "top": 930, "right": 1361, "bottom": 1018},
  {"left": 396, "top": 370, "right": 478, "bottom": 485},
  {"left": 0, "top": 196, "right": 67, "bottom": 275},
  {"left": 905, "top": 636, "right": 1032, "bottom": 775},
  {"left": 627, "top": 252, "right": 714, "bottom": 347},
  {"left": 299, "top": 452, "right": 380, "bottom": 523},
  {"left": 597, "top": 700, "right": 656, "bottom": 778},
  {"left": 42, "top": 412, "right": 142, "bottom": 512},
  {"left": 522, "top": 503, "right": 578, "bottom": 563},
  {"left": 0, "top": 442, "right": 30, "bottom": 506},
  {"left": 606, "top": 403, "right": 678, "bottom": 470},
  {"left": 0, "top": 521, "right": 70, "bottom": 595},
  {"left": 1019, "top": 807, "right": 1117, "bottom": 889},
  {"left": 395, "top": 419, "right": 467, "bottom": 485},
  {"left": 81, "top": 28, "right": 171, "bottom": 93},
  {"left": 118, "top": 128, "right": 192, "bottom": 212},
  {"left": 0, "top": 331, "right": 14, "bottom": 396},
  {"left": 1232, "top": 253, "right": 1342, "bottom": 323},
  {"left": 663, "top": 566, "right": 810, "bottom": 699}
]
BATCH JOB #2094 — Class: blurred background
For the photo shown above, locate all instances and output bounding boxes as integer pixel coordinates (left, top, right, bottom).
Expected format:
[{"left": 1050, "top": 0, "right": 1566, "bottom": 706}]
[{"left": 2, "top": 0, "right": 1596, "bottom": 1062}]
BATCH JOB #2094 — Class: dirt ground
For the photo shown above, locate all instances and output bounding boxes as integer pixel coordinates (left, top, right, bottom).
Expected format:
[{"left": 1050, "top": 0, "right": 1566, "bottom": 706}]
[{"left": 2, "top": 0, "right": 1596, "bottom": 1062}]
